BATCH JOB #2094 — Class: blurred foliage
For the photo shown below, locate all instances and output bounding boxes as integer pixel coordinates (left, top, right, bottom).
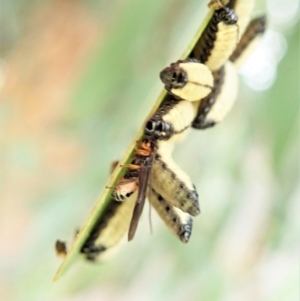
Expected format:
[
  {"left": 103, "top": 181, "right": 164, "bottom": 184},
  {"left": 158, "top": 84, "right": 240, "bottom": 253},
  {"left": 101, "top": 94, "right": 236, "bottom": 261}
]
[{"left": 0, "top": 0, "right": 299, "bottom": 301}]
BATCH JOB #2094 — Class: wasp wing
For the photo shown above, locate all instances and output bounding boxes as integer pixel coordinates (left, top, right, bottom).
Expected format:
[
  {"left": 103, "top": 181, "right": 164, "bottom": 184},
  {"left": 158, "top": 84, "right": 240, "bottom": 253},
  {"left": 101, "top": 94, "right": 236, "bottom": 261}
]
[{"left": 128, "top": 154, "right": 154, "bottom": 241}]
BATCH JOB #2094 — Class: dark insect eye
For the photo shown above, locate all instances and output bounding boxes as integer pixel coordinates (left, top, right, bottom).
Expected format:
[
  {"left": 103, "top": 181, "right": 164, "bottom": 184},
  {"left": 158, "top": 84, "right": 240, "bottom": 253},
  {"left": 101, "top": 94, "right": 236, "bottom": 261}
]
[{"left": 146, "top": 120, "right": 154, "bottom": 131}]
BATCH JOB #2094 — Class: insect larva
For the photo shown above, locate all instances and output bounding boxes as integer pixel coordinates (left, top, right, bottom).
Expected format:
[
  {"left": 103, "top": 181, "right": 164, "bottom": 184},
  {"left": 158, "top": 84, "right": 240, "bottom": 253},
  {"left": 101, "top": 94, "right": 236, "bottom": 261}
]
[
  {"left": 151, "top": 140, "right": 200, "bottom": 216},
  {"left": 160, "top": 59, "right": 214, "bottom": 101},
  {"left": 228, "top": 0, "right": 256, "bottom": 40},
  {"left": 230, "top": 15, "right": 267, "bottom": 69},
  {"left": 192, "top": 60, "right": 238, "bottom": 128},
  {"left": 149, "top": 188, "right": 193, "bottom": 243},
  {"left": 80, "top": 193, "right": 136, "bottom": 261},
  {"left": 144, "top": 97, "right": 197, "bottom": 143},
  {"left": 191, "top": 7, "right": 238, "bottom": 71},
  {"left": 208, "top": 0, "right": 229, "bottom": 10}
]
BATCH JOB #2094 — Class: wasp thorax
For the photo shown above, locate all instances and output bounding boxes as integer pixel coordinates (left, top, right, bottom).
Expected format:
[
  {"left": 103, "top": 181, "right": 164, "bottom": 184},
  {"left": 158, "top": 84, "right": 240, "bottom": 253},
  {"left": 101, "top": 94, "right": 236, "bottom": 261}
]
[{"left": 160, "top": 65, "right": 187, "bottom": 89}]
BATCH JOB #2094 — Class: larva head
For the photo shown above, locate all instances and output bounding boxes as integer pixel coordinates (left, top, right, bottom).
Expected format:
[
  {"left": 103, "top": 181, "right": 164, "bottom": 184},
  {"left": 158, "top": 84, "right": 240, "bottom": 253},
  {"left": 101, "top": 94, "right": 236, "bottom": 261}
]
[
  {"left": 216, "top": 7, "right": 238, "bottom": 25},
  {"left": 144, "top": 119, "right": 174, "bottom": 140},
  {"left": 178, "top": 220, "right": 193, "bottom": 243},
  {"left": 160, "top": 64, "right": 187, "bottom": 90}
]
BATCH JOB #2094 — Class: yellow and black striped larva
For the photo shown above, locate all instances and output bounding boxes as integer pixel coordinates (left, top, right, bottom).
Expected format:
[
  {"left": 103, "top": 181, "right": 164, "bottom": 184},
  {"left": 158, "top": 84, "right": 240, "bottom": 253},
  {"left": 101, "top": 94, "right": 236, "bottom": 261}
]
[
  {"left": 80, "top": 193, "right": 137, "bottom": 261},
  {"left": 149, "top": 188, "right": 193, "bottom": 243},
  {"left": 230, "top": 15, "right": 267, "bottom": 68},
  {"left": 151, "top": 140, "right": 200, "bottom": 217},
  {"left": 228, "top": 0, "right": 256, "bottom": 40},
  {"left": 192, "top": 60, "right": 238, "bottom": 129},
  {"left": 191, "top": 6, "right": 238, "bottom": 71},
  {"left": 160, "top": 59, "right": 214, "bottom": 102},
  {"left": 62, "top": 140, "right": 155, "bottom": 261},
  {"left": 144, "top": 96, "right": 197, "bottom": 143}
]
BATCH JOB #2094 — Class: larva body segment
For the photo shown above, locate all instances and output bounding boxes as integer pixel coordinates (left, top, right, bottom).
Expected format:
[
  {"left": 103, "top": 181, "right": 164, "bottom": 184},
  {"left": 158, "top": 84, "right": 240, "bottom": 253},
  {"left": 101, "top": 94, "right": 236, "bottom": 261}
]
[
  {"left": 205, "top": 61, "right": 238, "bottom": 122},
  {"left": 191, "top": 7, "right": 238, "bottom": 71},
  {"left": 81, "top": 192, "right": 137, "bottom": 261},
  {"left": 230, "top": 15, "right": 267, "bottom": 69},
  {"left": 160, "top": 60, "right": 214, "bottom": 101},
  {"left": 144, "top": 98, "right": 197, "bottom": 143},
  {"left": 229, "top": 0, "right": 256, "bottom": 40},
  {"left": 192, "top": 61, "right": 238, "bottom": 129},
  {"left": 208, "top": 0, "right": 230, "bottom": 10},
  {"left": 149, "top": 188, "right": 193, "bottom": 243},
  {"left": 151, "top": 141, "right": 200, "bottom": 216}
]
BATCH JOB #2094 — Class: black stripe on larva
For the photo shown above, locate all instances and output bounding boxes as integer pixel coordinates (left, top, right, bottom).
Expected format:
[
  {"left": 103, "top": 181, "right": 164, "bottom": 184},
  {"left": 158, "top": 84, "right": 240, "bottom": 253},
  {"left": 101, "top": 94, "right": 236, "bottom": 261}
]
[
  {"left": 190, "top": 7, "right": 238, "bottom": 63},
  {"left": 230, "top": 15, "right": 267, "bottom": 63},
  {"left": 80, "top": 200, "right": 121, "bottom": 259},
  {"left": 192, "top": 65, "right": 225, "bottom": 129}
]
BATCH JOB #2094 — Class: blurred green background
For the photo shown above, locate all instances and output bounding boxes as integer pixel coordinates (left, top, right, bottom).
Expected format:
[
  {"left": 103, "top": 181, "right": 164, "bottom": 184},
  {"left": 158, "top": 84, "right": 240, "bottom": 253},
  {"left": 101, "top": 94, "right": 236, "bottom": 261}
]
[{"left": 0, "top": 0, "right": 299, "bottom": 300}]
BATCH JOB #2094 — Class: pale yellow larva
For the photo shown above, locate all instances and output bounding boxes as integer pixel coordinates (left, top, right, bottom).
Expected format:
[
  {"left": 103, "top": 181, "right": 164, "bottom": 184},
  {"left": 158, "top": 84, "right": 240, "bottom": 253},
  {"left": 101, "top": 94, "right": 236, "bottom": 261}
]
[
  {"left": 204, "top": 60, "right": 238, "bottom": 123},
  {"left": 149, "top": 188, "right": 193, "bottom": 243},
  {"left": 81, "top": 192, "right": 137, "bottom": 261},
  {"left": 230, "top": 15, "right": 267, "bottom": 69},
  {"left": 151, "top": 140, "right": 200, "bottom": 217},
  {"left": 191, "top": 7, "right": 239, "bottom": 71},
  {"left": 160, "top": 60, "right": 214, "bottom": 102},
  {"left": 192, "top": 60, "right": 238, "bottom": 128},
  {"left": 229, "top": 0, "right": 256, "bottom": 40},
  {"left": 144, "top": 98, "right": 197, "bottom": 143}
]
